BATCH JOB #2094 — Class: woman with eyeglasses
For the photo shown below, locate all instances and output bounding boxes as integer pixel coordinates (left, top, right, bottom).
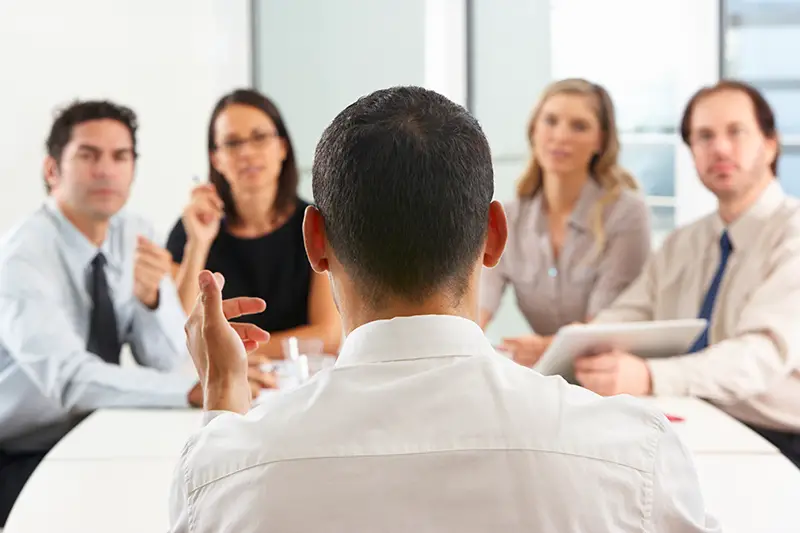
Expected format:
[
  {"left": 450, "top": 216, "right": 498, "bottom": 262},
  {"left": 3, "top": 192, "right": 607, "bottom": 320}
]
[{"left": 167, "top": 89, "right": 341, "bottom": 359}]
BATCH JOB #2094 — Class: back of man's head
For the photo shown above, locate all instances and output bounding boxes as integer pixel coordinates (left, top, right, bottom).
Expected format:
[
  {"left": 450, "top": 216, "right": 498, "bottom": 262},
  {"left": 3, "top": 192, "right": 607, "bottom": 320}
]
[{"left": 312, "top": 86, "right": 494, "bottom": 308}]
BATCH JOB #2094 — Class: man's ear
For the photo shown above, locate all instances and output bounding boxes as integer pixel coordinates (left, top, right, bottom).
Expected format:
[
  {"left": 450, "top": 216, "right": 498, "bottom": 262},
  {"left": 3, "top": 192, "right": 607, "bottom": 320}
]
[
  {"left": 303, "top": 205, "right": 330, "bottom": 273},
  {"left": 766, "top": 135, "right": 779, "bottom": 176},
  {"left": 483, "top": 200, "right": 508, "bottom": 268},
  {"left": 43, "top": 156, "right": 60, "bottom": 194}
]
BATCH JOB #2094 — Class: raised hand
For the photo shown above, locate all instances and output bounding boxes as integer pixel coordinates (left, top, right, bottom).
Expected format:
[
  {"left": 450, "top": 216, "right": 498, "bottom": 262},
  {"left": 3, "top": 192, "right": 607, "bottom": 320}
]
[
  {"left": 134, "top": 235, "right": 173, "bottom": 309},
  {"left": 184, "top": 271, "right": 275, "bottom": 413},
  {"left": 182, "top": 183, "right": 224, "bottom": 247}
]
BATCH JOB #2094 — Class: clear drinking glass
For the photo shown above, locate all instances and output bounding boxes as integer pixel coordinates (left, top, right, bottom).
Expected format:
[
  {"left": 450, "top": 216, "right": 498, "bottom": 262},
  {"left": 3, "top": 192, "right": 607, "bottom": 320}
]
[{"left": 280, "top": 337, "right": 333, "bottom": 385}]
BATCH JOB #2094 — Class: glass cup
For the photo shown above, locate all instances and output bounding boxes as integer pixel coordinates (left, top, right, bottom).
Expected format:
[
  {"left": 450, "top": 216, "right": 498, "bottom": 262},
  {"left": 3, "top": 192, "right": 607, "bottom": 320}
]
[{"left": 280, "top": 337, "right": 333, "bottom": 386}]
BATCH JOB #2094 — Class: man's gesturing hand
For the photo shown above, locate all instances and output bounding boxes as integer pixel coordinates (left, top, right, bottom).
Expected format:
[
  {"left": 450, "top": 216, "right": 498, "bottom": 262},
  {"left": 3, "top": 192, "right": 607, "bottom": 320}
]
[{"left": 184, "top": 270, "right": 274, "bottom": 413}]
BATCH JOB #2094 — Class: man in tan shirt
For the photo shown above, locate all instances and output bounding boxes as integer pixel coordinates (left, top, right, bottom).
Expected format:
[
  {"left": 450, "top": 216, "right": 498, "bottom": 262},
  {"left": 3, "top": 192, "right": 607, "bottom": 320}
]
[{"left": 574, "top": 80, "right": 800, "bottom": 468}]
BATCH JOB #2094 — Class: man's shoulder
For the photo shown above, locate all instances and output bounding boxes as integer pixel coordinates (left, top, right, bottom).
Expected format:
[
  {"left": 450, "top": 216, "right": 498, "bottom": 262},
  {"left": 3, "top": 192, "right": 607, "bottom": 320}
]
[
  {"left": 496, "top": 364, "right": 670, "bottom": 471},
  {"left": 773, "top": 195, "right": 800, "bottom": 234},
  {"left": 178, "top": 359, "right": 673, "bottom": 493},
  {"left": 0, "top": 205, "right": 60, "bottom": 265},
  {"left": 658, "top": 214, "right": 713, "bottom": 253}
]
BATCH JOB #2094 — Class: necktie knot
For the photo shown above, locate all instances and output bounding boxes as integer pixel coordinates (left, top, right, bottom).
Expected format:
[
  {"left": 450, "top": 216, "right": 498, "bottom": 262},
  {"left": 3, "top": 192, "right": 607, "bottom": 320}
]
[{"left": 92, "top": 253, "right": 107, "bottom": 269}]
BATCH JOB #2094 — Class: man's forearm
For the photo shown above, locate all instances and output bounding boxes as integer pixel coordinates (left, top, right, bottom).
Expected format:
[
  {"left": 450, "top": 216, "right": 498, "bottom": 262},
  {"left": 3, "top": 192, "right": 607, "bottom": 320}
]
[{"left": 646, "top": 333, "right": 783, "bottom": 402}]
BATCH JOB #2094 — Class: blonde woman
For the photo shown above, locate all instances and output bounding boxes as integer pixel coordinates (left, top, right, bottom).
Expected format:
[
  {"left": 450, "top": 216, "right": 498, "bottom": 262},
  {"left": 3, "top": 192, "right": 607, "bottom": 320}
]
[{"left": 480, "top": 79, "right": 651, "bottom": 367}]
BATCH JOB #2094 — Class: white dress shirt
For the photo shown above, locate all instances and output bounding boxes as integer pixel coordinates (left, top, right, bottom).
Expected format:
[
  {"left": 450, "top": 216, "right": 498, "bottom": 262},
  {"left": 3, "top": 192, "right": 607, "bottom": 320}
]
[
  {"left": 170, "top": 315, "right": 717, "bottom": 532},
  {"left": 594, "top": 180, "right": 800, "bottom": 432},
  {"left": 0, "top": 199, "right": 195, "bottom": 452}
]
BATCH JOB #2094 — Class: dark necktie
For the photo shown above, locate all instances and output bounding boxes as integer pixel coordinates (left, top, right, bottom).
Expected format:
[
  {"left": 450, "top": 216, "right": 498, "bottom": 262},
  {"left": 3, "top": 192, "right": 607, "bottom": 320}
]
[
  {"left": 86, "top": 253, "right": 121, "bottom": 364},
  {"left": 688, "top": 231, "right": 733, "bottom": 353}
]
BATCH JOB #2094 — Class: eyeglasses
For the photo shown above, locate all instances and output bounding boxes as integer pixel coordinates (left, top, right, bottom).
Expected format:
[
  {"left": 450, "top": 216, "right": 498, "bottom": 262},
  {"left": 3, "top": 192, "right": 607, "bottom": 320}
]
[{"left": 217, "top": 131, "right": 280, "bottom": 153}]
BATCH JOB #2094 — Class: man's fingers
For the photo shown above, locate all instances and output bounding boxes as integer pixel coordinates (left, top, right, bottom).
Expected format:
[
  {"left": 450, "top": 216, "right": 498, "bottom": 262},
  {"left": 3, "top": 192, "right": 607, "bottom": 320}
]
[
  {"left": 134, "top": 260, "right": 168, "bottom": 280},
  {"left": 222, "top": 297, "right": 266, "bottom": 320},
  {"left": 136, "top": 236, "right": 170, "bottom": 256},
  {"left": 242, "top": 339, "right": 259, "bottom": 353},
  {"left": 135, "top": 252, "right": 171, "bottom": 273},
  {"left": 133, "top": 268, "right": 164, "bottom": 288},
  {"left": 231, "top": 322, "right": 270, "bottom": 342},
  {"left": 199, "top": 270, "right": 226, "bottom": 326}
]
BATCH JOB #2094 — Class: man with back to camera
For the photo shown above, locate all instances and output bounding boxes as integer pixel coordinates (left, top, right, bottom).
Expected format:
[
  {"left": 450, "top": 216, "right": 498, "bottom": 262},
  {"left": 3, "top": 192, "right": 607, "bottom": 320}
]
[
  {"left": 0, "top": 100, "right": 275, "bottom": 526},
  {"left": 169, "top": 86, "right": 718, "bottom": 532},
  {"left": 572, "top": 80, "right": 800, "bottom": 468}
]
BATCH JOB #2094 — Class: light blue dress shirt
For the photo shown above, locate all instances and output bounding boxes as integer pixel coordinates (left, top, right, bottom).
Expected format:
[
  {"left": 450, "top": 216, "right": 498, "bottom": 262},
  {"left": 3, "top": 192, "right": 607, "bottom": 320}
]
[{"left": 0, "top": 199, "right": 196, "bottom": 452}]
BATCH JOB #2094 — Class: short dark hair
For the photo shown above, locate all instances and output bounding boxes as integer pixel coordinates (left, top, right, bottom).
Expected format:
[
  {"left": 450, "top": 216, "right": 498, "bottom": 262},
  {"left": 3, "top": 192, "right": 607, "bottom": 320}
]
[
  {"left": 207, "top": 89, "right": 299, "bottom": 223},
  {"left": 680, "top": 80, "right": 779, "bottom": 175},
  {"left": 313, "top": 86, "right": 494, "bottom": 307},
  {"left": 44, "top": 100, "right": 139, "bottom": 192}
]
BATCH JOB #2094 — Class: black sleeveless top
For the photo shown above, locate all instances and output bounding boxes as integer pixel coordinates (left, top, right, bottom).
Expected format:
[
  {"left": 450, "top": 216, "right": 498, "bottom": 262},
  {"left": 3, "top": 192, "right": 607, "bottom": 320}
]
[{"left": 166, "top": 199, "right": 312, "bottom": 333}]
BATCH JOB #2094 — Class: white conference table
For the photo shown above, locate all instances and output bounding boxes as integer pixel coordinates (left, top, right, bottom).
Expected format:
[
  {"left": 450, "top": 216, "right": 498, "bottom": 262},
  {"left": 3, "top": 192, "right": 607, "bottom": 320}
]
[
  {"left": 639, "top": 396, "right": 778, "bottom": 455},
  {"left": 6, "top": 398, "right": 800, "bottom": 533}
]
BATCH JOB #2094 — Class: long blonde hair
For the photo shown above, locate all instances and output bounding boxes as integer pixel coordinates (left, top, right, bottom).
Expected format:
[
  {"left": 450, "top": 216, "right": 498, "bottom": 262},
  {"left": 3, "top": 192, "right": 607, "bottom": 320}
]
[{"left": 517, "top": 78, "right": 639, "bottom": 257}]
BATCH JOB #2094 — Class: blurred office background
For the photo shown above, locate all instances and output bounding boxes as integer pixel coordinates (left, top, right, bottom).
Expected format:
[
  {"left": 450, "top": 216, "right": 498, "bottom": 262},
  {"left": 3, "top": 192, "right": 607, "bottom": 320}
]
[{"left": 0, "top": 0, "right": 797, "bottom": 341}]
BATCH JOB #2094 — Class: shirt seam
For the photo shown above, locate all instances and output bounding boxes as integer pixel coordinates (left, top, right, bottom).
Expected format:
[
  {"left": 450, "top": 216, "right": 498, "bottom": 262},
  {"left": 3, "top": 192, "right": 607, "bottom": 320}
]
[
  {"left": 641, "top": 416, "right": 664, "bottom": 533},
  {"left": 183, "top": 439, "right": 198, "bottom": 533},
  {"left": 186, "top": 446, "right": 652, "bottom": 495}
]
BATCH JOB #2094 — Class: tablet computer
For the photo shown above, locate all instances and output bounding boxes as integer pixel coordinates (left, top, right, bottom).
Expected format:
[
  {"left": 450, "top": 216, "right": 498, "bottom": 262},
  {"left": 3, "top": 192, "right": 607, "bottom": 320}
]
[{"left": 533, "top": 319, "right": 707, "bottom": 377}]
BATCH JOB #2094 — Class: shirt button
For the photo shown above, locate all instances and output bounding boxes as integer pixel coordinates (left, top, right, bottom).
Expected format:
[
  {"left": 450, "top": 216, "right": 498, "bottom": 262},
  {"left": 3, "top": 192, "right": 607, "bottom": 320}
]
[{"left": 548, "top": 267, "right": 558, "bottom": 278}]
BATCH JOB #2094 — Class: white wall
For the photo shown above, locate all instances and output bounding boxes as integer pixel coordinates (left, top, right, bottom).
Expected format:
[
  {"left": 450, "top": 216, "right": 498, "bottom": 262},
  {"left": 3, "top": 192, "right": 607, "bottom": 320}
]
[
  {"left": 0, "top": 0, "right": 252, "bottom": 240},
  {"left": 253, "top": 0, "right": 428, "bottom": 201},
  {"left": 471, "top": 0, "right": 553, "bottom": 204}
]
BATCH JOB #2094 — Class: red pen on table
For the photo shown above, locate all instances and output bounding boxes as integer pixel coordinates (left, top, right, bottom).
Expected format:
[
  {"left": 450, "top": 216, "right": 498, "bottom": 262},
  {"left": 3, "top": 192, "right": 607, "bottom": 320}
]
[{"left": 666, "top": 414, "right": 685, "bottom": 423}]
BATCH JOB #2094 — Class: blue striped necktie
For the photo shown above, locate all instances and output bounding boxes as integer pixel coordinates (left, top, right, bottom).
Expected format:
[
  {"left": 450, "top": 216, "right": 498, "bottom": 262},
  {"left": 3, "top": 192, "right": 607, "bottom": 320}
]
[{"left": 688, "top": 231, "right": 733, "bottom": 353}]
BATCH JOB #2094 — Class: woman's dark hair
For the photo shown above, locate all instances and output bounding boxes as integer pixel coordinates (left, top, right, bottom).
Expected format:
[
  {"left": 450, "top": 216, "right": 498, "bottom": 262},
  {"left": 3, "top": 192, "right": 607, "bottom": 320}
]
[{"left": 207, "top": 89, "right": 299, "bottom": 222}]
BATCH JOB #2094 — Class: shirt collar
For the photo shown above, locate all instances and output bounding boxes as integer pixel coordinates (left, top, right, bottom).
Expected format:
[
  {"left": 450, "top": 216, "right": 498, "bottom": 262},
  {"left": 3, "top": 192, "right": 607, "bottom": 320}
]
[
  {"left": 712, "top": 180, "right": 786, "bottom": 251},
  {"left": 44, "top": 197, "right": 121, "bottom": 272},
  {"left": 335, "top": 314, "right": 497, "bottom": 367},
  {"left": 528, "top": 177, "right": 602, "bottom": 235}
]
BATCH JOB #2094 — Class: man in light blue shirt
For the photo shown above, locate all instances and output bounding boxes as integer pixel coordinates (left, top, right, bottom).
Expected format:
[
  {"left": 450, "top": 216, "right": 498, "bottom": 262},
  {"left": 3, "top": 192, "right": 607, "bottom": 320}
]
[{"left": 0, "top": 100, "right": 273, "bottom": 526}]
